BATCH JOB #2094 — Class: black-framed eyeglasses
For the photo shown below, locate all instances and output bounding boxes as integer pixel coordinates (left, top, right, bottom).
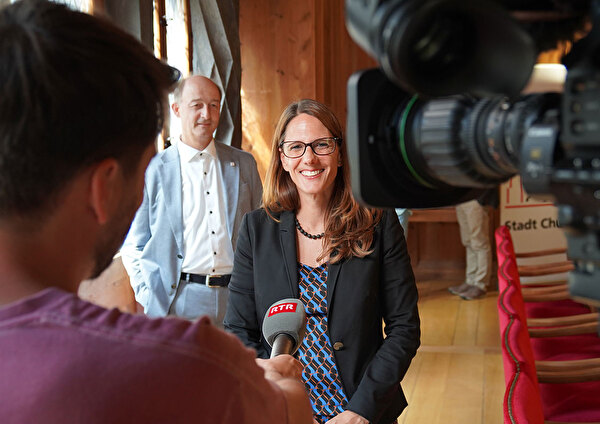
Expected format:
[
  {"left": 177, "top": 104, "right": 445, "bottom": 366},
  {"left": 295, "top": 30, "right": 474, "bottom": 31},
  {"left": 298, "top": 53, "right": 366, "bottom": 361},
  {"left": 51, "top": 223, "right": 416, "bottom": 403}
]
[{"left": 279, "top": 137, "right": 340, "bottom": 158}]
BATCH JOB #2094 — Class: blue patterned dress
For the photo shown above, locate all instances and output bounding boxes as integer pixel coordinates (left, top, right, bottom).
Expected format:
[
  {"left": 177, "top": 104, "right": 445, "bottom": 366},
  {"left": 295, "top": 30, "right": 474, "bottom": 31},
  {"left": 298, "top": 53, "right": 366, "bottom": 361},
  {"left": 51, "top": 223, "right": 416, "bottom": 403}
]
[{"left": 297, "top": 263, "right": 348, "bottom": 424}]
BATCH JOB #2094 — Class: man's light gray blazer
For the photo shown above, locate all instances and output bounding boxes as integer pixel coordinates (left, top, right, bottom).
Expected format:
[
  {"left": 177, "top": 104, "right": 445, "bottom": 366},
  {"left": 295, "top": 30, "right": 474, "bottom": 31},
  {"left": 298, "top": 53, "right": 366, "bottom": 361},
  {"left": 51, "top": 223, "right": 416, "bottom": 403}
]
[{"left": 121, "top": 142, "right": 263, "bottom": 317}]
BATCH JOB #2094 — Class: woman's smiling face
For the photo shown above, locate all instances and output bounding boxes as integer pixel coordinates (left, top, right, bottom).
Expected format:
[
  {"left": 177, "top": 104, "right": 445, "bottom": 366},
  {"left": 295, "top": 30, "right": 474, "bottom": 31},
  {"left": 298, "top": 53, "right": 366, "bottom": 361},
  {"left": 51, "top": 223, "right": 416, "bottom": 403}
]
[{"left": 280, "top": 113, "right": 341, "bottom": 203}]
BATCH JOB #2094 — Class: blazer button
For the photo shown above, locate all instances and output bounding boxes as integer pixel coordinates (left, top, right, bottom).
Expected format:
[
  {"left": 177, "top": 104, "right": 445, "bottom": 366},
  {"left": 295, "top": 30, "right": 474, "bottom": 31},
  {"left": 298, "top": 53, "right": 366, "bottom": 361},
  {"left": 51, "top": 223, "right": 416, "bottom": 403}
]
[{"left": 333, "top": 342, "right": 344, "bottom": 351}]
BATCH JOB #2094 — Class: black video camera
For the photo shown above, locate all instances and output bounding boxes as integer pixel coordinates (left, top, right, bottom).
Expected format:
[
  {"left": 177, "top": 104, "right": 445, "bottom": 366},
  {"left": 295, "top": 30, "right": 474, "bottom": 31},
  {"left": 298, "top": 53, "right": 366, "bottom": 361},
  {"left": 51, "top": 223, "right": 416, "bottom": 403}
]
[{"left": 345, "top": 0, "right": 600, "bottom": 306}]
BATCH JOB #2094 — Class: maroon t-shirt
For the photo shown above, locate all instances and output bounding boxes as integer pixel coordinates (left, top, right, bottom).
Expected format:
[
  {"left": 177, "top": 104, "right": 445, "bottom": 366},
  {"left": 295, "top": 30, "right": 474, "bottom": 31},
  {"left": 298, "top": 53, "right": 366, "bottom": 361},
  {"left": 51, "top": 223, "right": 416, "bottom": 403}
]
[{"left": 0, "top": 288, "right": 288, "bottom": 423}]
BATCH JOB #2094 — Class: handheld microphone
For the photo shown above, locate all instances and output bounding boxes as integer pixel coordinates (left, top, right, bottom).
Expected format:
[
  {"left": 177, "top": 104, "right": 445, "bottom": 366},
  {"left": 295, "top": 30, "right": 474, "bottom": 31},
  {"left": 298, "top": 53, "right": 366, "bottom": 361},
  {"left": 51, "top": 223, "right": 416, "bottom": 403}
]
[{"left": 262, "top": 298, "right": 307, "bottom": 358}]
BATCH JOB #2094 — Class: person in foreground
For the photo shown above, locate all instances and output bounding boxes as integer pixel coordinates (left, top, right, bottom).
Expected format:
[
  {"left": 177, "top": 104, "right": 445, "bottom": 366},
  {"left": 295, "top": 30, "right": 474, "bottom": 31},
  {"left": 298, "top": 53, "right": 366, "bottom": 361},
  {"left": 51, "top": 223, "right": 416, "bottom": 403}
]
[
  {"left": 0, "top": 1, "right": 311, "bottom": 423},
  {"left": 224, "top": 99, "right": 421, "bottom": 424}
]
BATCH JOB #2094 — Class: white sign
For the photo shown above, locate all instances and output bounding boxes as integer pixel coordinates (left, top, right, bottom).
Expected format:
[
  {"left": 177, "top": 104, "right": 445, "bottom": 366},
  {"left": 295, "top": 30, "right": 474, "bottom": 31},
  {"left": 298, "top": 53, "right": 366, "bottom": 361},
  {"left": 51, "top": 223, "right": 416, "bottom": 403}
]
[{"left": 500, "top": 176, "right": 567, "bottom": 283}]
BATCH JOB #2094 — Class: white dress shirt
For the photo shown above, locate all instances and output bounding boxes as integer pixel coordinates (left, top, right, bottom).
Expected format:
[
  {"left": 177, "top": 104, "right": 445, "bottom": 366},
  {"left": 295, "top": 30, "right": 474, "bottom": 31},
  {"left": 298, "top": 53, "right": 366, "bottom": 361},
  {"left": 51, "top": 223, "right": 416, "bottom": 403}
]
[{"left": 177, "top": 139, "right": 234, "bottom": 275}]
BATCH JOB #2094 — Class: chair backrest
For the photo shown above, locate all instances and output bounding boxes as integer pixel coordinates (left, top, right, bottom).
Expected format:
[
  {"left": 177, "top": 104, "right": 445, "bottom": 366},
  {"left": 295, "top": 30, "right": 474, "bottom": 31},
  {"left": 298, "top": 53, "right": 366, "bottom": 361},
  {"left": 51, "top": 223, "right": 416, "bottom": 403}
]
[
  {"left": 496, "top": 226, "right": 544, "bottom": 423},
  {"left": 496, "top": 227, "right": 600, "bottom": 424},
  {"left": 504, "top": 371, "right": 545, "bottom": 424},
  {"left": 513, "top": 241, "right": 570, "bottom": 285},
  {"left": 498, "top": 291, "right": 544, "bottom": 422},
  {"left": 498, "top": 284, "right": 538, "bottom": 381},
  {"left": 496, "top": 226, "right": 527, "bottom": 321}
]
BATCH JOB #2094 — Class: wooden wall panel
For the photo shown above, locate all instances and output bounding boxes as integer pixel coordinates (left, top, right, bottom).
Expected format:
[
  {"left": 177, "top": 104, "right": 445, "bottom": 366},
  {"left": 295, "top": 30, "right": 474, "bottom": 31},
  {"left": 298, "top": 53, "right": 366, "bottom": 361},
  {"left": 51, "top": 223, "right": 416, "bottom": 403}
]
[
  {"left": 409, "top": 222, "right": 465, "bottom": 281},
  {"left": 314, "top": 0, "right": 377, "bottom": 128},
  {"left": 239, "top": 0, "right": 317, "bottom": 178}
]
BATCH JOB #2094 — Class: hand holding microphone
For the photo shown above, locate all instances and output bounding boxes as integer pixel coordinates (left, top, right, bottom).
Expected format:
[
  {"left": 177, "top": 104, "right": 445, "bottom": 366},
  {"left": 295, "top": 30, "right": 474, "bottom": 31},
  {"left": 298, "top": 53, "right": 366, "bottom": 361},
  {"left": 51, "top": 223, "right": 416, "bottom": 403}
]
[
  {"left": 256, "top": 355, "right": 303, "bottom": 381},
  {"left": 255, "top": 299, "right": 313, "bottom": 423}
]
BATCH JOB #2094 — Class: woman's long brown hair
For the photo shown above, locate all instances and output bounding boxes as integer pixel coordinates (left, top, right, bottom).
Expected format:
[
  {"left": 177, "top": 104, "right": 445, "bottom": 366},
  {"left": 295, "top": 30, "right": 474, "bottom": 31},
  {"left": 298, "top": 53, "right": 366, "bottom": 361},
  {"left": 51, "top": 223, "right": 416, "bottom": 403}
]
[{"left": 263, "top": 99, "right": 382, "bottom": 263}]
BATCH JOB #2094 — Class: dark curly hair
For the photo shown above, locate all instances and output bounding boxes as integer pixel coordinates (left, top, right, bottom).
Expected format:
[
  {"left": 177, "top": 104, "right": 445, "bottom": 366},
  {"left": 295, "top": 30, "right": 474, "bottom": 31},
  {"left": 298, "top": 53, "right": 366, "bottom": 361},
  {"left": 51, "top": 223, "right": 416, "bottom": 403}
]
[{"left": 0, "top": 0, "right": 178, "bottom": 220}]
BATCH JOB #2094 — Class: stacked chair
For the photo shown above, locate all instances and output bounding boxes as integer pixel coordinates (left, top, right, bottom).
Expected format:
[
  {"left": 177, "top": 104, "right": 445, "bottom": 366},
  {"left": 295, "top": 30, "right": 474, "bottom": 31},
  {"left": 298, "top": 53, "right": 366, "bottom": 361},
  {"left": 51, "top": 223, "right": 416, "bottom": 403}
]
[{"left": 496, "top": 225, "right": 600, "bottom": 423}]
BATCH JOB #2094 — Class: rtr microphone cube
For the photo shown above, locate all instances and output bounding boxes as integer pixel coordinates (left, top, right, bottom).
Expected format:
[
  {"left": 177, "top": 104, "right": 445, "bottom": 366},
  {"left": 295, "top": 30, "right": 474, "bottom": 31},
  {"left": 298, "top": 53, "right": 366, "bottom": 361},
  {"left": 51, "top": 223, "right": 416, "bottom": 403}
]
[{"left": 262, "top": 298, "right": 307, "bottom": 356}]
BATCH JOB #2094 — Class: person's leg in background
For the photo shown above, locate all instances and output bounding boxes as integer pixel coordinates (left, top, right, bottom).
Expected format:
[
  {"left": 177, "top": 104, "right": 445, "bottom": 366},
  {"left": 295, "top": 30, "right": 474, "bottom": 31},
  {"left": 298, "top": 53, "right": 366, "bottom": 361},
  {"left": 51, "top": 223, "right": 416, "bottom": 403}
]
[
  {"left": 462, "top": 200, "right": 491, "bottom": 299},
  {"left": 449, "top": 201, "right": 475, "bottom": 295},
  {"left": 453, "top": 200, "right": 490, "bottom": 300},
  {"left": 449, "top": 200, "right": 490, "bottom": 299}
]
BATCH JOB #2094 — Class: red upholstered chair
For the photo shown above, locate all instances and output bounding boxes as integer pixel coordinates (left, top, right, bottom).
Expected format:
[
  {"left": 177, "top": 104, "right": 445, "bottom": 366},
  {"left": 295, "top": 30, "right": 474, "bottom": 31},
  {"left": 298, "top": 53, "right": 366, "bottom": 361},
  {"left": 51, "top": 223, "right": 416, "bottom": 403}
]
[
  {"left": 496, "top": 225, "right": 599, "bottom": 342},
  {"left": 516, "top": 247, "right": 573, "bottom": 285},
  {"left": 500, "top": 310, "right": 600, "bottom": 423},
  {"left": 498, "top": 306, "right": 544, "bottom": 424},
  {"left": 537, "top": 379, "right": 600, "bottom": 423},
  {"left": 498, "top": 237, "right": 544, "bottom": 423},
  {"left": 497, "top": 236, "right": 528, "bottom": 323},
  {"left": 503, "top": 372, "right": 545, "bottom": 424},
  {"left": 517, "top": 250, "right": 594, "bottom": 321},
  {"left": 496, "top": 226, "right": 600, "bottom": 423},
  {"left": 495, "top": 226, "right": 596, "bottom": 322},
  {"left": 497, "top": 282, "right": 539, "bottom": 381}
]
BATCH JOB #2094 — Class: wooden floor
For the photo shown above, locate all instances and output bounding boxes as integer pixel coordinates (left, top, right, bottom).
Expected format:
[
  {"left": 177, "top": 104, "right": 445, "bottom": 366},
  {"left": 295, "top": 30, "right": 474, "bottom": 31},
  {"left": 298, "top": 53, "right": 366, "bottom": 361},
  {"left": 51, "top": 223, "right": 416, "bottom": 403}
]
[{"left": 398, "top": 280, "right": 504, "bottom": 424}]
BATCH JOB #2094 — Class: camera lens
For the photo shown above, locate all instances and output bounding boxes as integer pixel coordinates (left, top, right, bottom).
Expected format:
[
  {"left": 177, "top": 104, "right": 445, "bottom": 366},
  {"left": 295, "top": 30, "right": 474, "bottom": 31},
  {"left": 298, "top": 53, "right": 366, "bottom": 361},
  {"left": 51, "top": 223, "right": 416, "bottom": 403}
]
[
  {"left": 346, "top": 69, "right": 560, "bottom": 208},
  {"left": 409, "top": 10, "right": 473, "bottom": 79},
  {"left": 395, "top": 93, "right": 561, "bottom": 190},
  {"left": 345, "top": 0, "right": 536, "bottom": 97}
]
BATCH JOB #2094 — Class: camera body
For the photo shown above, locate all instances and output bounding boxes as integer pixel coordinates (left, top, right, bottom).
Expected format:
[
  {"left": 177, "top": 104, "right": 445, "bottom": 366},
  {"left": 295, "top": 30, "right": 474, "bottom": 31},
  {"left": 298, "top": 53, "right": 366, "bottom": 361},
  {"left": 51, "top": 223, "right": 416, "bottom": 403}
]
[{"left": 345, "top": 0, "right": 600, "bottom": 306}]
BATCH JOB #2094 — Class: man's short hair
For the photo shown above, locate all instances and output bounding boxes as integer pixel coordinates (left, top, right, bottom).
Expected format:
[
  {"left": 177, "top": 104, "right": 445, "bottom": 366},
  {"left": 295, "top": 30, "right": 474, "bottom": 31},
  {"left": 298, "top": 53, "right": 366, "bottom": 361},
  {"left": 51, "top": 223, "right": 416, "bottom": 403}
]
[
  {"left": 0, "top": 0, "right": 178, "bottom": 219},
  {"left": 172, "top": 75, "right": 223, "bottom": 104}
]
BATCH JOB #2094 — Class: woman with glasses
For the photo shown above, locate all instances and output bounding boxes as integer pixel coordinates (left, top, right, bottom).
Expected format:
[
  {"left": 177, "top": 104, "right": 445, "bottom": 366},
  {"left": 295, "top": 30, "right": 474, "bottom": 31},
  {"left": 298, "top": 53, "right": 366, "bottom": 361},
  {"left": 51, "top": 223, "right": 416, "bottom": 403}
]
[{"left": 224, "top": 99, "right": 420, "bottom": 424}]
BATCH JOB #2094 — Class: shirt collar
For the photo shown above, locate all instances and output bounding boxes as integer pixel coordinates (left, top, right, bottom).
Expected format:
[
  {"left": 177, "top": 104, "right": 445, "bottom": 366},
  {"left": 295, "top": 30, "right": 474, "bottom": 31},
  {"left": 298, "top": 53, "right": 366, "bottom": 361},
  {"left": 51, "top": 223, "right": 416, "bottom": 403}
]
[{"left": 176, "top": 138, "right": 217, "bottom": 162}]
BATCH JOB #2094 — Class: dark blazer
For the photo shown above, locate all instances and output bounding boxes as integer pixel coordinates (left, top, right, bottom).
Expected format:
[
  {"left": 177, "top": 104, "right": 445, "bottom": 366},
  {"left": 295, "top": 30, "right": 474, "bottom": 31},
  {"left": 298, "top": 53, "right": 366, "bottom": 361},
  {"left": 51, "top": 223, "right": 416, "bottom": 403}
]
[{"left": 224, "top": 209, "right": 420, "bottom": 424}]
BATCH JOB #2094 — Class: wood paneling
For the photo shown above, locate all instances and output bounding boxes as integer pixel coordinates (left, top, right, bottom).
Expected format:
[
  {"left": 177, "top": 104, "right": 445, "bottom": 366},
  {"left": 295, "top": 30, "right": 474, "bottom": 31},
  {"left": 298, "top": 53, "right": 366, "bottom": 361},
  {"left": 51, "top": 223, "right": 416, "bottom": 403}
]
[
  {"left": 314, "top": 0, "right": 377, "bottom": 127},
  {"left": 408, "top": 220, "right": 465, "bottom": 281},
  {"left": 239, "top": 0, "right": 317, "bottom": 178},
  {"left": 408, "top": 207, "right": 499, "bottom": 283},
  {"left": 411, "top": 208, "right": 458, "bottom": 223},
  {"left": 153, "top": 0, "right": 167, "bottom": 60}
]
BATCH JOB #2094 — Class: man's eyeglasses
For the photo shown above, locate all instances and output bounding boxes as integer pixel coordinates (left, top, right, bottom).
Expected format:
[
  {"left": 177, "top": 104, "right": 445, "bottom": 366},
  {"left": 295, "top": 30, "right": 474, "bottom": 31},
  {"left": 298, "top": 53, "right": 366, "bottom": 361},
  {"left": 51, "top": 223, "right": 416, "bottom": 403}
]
[{"left": 279, "top": 137, "right": 340, "bottom": 158}]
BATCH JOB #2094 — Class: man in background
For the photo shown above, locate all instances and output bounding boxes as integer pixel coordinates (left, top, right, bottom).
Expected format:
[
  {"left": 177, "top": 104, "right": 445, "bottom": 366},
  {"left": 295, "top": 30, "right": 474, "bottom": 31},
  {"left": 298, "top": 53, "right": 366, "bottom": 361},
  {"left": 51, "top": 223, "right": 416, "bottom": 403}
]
[
  {"left": 0, "top": 1, "right": 310, "bottom": 423},
  {"left": 122, "top": 75, "right": 262, "bottom": 327}
]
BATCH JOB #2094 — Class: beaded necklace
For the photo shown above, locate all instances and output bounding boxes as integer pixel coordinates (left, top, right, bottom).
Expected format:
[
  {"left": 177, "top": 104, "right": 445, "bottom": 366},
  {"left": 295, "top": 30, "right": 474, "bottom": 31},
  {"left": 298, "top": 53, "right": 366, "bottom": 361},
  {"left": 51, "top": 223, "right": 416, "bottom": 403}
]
[{"left": 294, "top": 217, "right": 325, "bottom": 240}]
